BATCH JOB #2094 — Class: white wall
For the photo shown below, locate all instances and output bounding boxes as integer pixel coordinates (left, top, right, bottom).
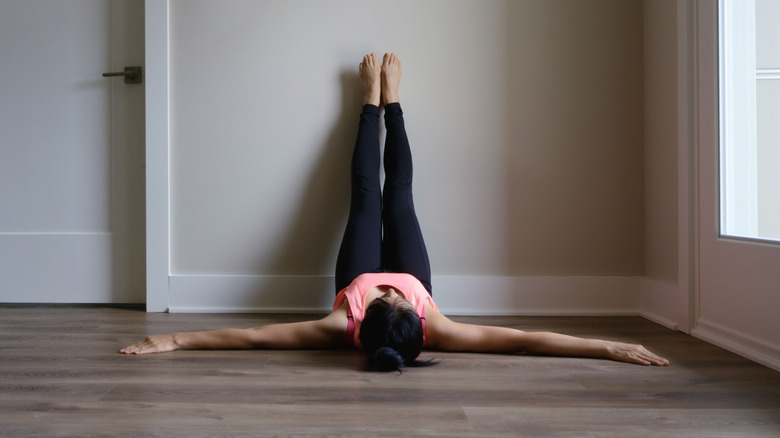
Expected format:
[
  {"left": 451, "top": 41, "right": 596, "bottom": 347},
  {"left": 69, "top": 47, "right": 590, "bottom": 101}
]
[{"left": 166, "top": 0, "right": 645, "bottom": 313}]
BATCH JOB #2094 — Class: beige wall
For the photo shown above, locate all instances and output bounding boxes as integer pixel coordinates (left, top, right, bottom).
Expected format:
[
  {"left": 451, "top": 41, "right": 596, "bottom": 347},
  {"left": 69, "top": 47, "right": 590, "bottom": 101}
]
[
  {"left": 504, "top": 0, "right": 644, "bottom": 276},
  {"left": 640, "top": 0, "right": 690, "bottom": 332},
  {"left": 642, "top": 0, "right": 678, "bottom": 285},
  {"left": 169, "top": 0, "right": 645, "bottom": 281}
]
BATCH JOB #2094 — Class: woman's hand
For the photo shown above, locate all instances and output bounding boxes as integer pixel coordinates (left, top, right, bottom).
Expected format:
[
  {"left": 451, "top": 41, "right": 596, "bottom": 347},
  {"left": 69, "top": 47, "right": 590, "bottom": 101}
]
[
  {"left": 120, "top": 334, "right": 179, "bottom": 355},
  {"left": 603, "top": 341, "right": 669, "bottom": 366}
]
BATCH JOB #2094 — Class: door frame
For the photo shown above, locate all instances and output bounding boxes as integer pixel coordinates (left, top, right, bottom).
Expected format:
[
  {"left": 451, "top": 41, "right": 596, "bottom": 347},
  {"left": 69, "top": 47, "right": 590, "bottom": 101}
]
[{"left": 145, "top": 0, "right": 170, "bottom": 311}]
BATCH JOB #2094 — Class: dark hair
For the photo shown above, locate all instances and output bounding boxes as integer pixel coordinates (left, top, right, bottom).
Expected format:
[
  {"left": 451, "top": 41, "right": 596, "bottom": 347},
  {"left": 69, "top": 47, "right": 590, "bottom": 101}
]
[{"left": 359, "top": 298, "right": 438, "bottom": 372}]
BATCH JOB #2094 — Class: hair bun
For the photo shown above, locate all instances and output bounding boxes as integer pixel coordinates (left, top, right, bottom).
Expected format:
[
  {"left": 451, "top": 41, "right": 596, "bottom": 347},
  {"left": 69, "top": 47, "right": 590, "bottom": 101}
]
[{"left": 370, "top": 346, "right": 404, "bottom": 372}]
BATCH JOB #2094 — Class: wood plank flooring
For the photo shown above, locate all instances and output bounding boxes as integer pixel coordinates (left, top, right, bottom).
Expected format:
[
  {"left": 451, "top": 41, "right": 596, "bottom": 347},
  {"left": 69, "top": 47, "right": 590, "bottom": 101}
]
[{"left": 1, "top": 306, "right": 779, "bottom": 437}]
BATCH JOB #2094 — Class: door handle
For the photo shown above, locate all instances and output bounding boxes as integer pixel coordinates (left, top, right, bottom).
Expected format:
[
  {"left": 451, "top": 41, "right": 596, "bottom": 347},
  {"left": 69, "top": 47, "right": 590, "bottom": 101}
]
[{"left": 103, "top": 66, "right": 142, "bottom": 84}]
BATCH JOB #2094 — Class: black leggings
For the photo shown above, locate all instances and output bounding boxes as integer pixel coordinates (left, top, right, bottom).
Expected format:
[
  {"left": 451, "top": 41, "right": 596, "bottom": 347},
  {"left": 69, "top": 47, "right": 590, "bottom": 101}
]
[{"left": 334, "top": 103, "right": 432, "bottom": 295}]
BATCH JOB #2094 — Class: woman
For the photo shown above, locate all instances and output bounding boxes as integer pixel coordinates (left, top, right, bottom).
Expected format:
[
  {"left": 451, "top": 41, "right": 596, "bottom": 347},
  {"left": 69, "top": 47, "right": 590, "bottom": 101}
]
[{"left": 121, "top": 53, "right": 669, "bottom": 371}]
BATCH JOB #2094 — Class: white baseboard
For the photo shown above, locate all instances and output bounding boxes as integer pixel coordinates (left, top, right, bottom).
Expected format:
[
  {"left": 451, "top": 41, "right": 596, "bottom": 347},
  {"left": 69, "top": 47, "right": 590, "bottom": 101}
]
[
  {"left": 168, "top": 274, "right": 641, "bottom": 315},
  {"left": 692, "top": 318, "right": 780, "bottom": 372}
]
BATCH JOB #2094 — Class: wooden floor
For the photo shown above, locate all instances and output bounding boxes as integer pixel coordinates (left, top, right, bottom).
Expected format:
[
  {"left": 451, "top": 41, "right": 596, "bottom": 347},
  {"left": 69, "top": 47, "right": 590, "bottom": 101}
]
[{"left": 1, "top": 307, "right": 779, "bottom": 437}]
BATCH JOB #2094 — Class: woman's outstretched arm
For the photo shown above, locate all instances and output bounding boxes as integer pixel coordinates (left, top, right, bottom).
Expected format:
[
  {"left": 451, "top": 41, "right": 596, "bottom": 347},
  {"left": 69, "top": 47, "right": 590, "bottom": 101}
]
[
  {"left": 424, "top": 308, "right": 669, "bottom": 366},
  {"left": 120, "top": 305, "right": 349, "bottom": 355}
]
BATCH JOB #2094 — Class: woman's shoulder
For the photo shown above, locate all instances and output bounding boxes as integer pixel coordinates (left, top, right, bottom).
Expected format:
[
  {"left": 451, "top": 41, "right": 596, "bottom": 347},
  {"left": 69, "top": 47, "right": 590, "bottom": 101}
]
[
  {"left": 320, "top": 302, "right": 350, "bottom": 335},
  {"left": 420, "top": 305, "right": 452, "bottom": 350}
]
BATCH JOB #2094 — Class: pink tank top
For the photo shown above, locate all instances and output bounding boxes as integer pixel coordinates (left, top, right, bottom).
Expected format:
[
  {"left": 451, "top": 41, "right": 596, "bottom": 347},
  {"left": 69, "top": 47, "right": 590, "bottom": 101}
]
[{"left": 332, "top": 273, "right": 438, "bottom": 348}]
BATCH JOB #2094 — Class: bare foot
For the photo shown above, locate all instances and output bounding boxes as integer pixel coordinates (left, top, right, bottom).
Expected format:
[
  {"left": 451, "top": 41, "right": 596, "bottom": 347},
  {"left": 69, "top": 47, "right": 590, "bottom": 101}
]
[
  {"left": 381, "top": 53, "right": 402, "bottom": 104},
  {"left": 359, "top": 53, "right": 381, "bottom": 107}
]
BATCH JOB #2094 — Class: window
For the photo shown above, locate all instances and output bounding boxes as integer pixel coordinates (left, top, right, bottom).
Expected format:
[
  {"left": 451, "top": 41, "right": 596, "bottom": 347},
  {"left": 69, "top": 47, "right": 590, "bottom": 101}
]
[{"left": 719, "top": 0, "right": 780, "bottom": 242}]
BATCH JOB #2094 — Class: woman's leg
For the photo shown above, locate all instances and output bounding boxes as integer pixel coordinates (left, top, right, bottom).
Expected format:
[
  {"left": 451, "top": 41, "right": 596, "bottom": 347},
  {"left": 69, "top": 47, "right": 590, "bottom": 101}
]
[
  {"left": 380, "top": 54, "right": 432, "bottom": 294},
  {"left": 334, "top": 55, "right": 383, "bottom": 292}
]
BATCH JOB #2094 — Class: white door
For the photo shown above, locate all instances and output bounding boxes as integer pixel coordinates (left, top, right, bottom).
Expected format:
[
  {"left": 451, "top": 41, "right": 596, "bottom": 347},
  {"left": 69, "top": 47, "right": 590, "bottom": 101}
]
[
  {"left": 693, "top": 0, "right": 780, "bottom": 369},
  {"left": 0, "top": 0, "right": 145, "bottom": 303}
]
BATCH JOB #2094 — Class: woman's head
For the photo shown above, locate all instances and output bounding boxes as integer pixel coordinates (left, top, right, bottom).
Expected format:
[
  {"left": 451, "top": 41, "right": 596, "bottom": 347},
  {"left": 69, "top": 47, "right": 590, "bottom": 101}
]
[{"left": 359, "top": 295, "right": 434, "bottom": 372}]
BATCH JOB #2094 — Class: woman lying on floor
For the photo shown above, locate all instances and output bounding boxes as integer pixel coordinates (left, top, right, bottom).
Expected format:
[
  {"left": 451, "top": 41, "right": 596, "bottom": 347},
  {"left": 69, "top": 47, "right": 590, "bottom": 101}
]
[{"left": 121, "top": 53, "right": 669, "bottom": 371}]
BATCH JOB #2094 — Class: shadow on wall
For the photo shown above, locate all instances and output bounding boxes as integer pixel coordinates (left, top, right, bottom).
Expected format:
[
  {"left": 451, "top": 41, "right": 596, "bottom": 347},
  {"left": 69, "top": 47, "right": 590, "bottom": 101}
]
[
  {"left": 502, "top": 0, "right": 644, "bottom": 277},
  {"left": 258, "top": 71, "right": 363, "bottom": 294}
]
